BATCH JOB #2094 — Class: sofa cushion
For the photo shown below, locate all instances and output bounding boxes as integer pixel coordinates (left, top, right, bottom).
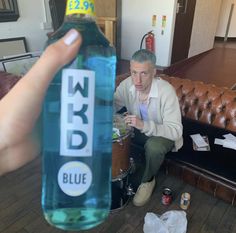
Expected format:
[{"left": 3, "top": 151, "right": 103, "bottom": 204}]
[{"left": 166, "top": 118, "right": 236, "bottom": 184}]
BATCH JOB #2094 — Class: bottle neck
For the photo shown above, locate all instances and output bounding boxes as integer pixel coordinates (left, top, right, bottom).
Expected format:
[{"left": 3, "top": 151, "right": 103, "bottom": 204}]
[{"left": 65, "top": 0, "right": 96, "bottom": 21}]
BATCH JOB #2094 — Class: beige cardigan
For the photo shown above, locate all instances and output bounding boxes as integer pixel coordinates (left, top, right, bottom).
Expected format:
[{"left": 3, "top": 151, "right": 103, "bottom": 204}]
[{"left": 114, "top": 76, "right": 183, "bottom": 151}]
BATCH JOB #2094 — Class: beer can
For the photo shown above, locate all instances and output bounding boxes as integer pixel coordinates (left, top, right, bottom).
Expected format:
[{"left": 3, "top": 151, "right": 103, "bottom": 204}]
[
  {"left": 162, "top": 188, "right": 172, "bottom": 205},
  {"left": 180, "top": 192, "right": 191, "bottom": 210}
]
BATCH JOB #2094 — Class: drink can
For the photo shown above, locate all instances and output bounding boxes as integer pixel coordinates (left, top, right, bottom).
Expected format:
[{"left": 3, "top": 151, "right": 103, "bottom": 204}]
[
  {"left": 162, "top": 188, "right": 172, "bottom": 205},
  {"left": 180, "top": 192, "right": 191, "bottom": 210}
]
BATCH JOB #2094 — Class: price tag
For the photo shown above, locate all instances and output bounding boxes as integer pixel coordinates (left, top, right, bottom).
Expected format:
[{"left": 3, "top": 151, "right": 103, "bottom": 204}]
[{"left": 66, "top": 0, "right": 95, "bottom": 16}]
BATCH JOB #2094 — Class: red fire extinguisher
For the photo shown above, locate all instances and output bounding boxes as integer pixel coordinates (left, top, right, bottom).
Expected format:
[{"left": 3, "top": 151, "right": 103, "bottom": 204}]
[
  {"left": 145, "top": 31, "right": 155, "bottom": 53},
  {"left": 140, "top": 31, "right": 155, "bottom": 53}
]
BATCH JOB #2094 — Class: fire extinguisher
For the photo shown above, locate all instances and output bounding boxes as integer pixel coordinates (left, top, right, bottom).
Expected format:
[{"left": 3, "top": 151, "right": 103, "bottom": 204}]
[{"left": 140, "top": 31, "right": 155, "bottom": 53}]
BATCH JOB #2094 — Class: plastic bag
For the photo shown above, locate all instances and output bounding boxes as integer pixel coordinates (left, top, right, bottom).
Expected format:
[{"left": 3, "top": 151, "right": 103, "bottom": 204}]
[{"left": 143, "top": 210, "right": 187, "bottom": 233}]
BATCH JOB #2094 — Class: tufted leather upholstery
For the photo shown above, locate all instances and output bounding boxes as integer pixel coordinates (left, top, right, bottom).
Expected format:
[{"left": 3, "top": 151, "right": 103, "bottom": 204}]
[
  {"left": 161, "top": 76, "right": 236, "bottom": 132},
  {"left": 116, "top": 73, "right": 236, "bottom": 133},
  {"left": 0, "top": 71, "right": 21, "bottom": 99}
]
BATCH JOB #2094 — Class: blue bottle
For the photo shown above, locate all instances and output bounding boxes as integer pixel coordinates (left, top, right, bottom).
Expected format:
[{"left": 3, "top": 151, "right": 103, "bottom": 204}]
[{"left": 41, "top": 0, "right": 116, "bottom": 231}]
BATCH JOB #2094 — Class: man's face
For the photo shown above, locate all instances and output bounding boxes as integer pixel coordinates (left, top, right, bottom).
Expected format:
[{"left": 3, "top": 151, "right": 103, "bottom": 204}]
[{"left": 130, "top": 61, "right": 156, "bottom": 92}]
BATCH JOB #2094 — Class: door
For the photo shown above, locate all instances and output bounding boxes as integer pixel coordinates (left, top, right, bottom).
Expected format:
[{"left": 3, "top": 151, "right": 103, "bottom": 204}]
[{"left": 171, "top": 0, "right": 197, "bottom": 64}]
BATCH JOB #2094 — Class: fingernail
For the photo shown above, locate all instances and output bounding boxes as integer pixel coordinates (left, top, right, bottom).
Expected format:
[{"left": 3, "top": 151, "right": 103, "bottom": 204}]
[{"left": 64, "top": 29, "right": 80, "bottom": 46}]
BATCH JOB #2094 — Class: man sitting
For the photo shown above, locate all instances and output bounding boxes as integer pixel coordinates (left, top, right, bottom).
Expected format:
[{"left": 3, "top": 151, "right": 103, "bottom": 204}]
[{"left": 114, "top": 49, "right": 183, "bottom": 206}]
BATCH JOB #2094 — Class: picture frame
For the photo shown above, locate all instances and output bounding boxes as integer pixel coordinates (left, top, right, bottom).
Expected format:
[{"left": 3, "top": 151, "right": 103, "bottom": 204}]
[
  {"left": 0, "top": 37, "right": 28, "bottom": 59},
  {"left": 0, "top": 0, "right": 19, "bottom": 22},
  {"left": 1, "top": 54, "right": 40, "bottom": 76}
]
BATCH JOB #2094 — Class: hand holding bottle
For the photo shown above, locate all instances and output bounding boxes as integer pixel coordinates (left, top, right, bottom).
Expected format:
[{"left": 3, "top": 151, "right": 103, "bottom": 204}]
[{"left": 0, "top": 29, "right": 81, "bottom": 176}]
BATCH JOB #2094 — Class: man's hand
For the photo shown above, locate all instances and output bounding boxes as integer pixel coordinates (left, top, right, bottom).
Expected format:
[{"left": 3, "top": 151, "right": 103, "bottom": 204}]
[{"left": 124, "top": 114, "right": 144, "bottom": 130}]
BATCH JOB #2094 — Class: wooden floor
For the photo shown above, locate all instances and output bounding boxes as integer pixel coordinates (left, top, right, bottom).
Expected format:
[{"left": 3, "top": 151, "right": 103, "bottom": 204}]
[
  {"left": 1, "top": 156, "right": 236, "bottom": 233},
  {"left": 166, "top": 41, "right": 236, "bottom": 89}
]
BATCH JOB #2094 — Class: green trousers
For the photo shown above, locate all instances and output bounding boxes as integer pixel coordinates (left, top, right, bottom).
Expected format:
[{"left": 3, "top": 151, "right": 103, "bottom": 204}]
[{"left": 132, "top": 129, "right": 174, "bottom": 183}]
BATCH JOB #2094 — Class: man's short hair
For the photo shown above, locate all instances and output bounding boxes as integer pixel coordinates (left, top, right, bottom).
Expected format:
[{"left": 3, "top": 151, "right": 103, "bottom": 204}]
[{"left": 131, "top": 49, "right": 156, "bottom": 66}]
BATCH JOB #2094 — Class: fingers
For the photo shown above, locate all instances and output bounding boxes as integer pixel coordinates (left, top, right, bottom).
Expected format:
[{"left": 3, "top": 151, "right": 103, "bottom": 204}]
[
  {"left": 39, "top": 29, "right": 82, "bottom": 73},
  {"left": 25, "top": 29, "right": 82, "bottom": 90},
  {"left": 64, "top": 29, "right": 81, "bottom": 46},
  {"left": 0, "top": 29, "right": 82, "bottom": 161},
  {"left": 55, "top": 28, "right": 82, "bottom": 67},
  {"left": 1, "top": 29, "right": 82, "bottom": 135},
  {"left": 124, "top": 115, "right": 144, "bottom": 130},
  {"left": 123, "top": 112, "right": 128, "bottom": 117},
  {"left": 124, "top": 115, "right": 136, "bottom": 126}
]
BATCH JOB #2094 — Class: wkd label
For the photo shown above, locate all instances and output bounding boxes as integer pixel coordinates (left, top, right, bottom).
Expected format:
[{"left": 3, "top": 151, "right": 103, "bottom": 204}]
[{"left": 60, "top": 69, "right": 95, "bottom": 157}]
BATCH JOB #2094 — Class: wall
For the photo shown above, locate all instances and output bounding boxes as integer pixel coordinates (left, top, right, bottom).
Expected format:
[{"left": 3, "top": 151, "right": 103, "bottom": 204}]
[
  {"left": 121, "top": 0, "right": 177, "bottom": 67},
  {"left": 215, "top": 0, "right": 236, "bottom": 37},
  {"left": 188, "top": 0, "right": 222, "bottom": 58},
  {"left": 95, "top": 0, "right": 116, "bottom": 17},
  {"left": 121, "top": 0, "right": 225, "bottom": 67},
  {"left": 0, "top": 0, "right": 52, "bottom": 53},
  {"left": 1, "top": 1, "right": 229, "bottom": 67}
]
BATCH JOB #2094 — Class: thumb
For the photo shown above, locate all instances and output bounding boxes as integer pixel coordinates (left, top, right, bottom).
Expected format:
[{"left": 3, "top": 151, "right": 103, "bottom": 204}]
[
  {"left": 25, "top": 29, "right": 82, "bottom": 88},
  {"left": 40, "top": 29, "right": 82, "bottom": 73}
]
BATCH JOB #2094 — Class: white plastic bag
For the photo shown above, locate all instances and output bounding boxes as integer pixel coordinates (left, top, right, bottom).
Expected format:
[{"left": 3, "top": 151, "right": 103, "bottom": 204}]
[
  {"left": 143, "top": 210, "right": 187, "bottom": 233},
  {"left": 143, "top": 212, "right": 168, "bottom": 233}
]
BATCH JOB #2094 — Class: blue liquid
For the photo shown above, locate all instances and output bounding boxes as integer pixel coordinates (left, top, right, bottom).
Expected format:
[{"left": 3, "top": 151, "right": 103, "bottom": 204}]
[{"left": 42, "top": 20, "right": 116, "bottom": 231}]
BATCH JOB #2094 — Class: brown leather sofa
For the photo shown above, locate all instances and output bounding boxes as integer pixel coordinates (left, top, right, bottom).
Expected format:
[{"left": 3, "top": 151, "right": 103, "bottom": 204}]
[
  {"left": 116, "top": 73, "right": 236, "bottom": 206},
  {"left": 162, "top": 75, "right": 236, "bottom": 206}
]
